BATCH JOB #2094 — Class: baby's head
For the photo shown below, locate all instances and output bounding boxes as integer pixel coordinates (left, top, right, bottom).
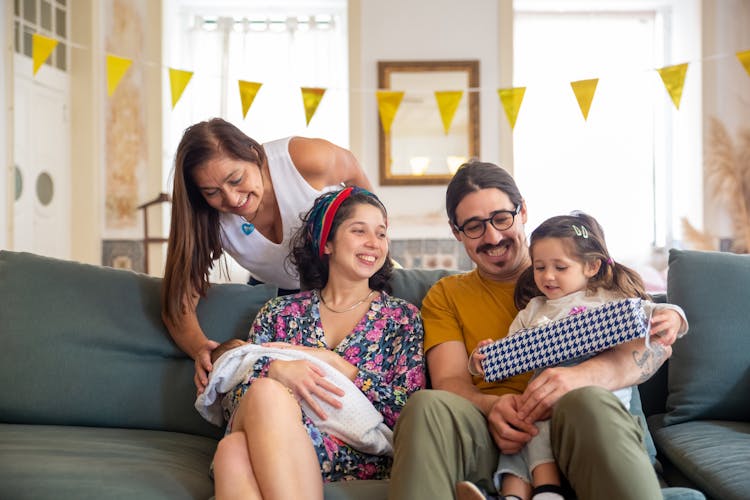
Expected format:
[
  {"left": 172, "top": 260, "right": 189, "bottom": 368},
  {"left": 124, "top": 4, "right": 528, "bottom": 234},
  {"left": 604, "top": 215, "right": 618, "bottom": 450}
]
[{"left": 528, "top": 212, "right": 612, "bottom": 300}]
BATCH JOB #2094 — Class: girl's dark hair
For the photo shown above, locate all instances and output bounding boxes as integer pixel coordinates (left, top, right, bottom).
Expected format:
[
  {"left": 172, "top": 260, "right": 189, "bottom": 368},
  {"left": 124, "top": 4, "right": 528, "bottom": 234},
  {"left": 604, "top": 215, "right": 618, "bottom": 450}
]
[
  {"left": 446, "top": 161, "right": 524, "bottom": 226},
  {"left": 288, "top": 190, "right": 393, "bottom": 292},
  {"left": 161, "top": 118, "right": 267, "bottom": 326},
  {"left": 514, "top": 211, "right": 649, "bottom": 310}
]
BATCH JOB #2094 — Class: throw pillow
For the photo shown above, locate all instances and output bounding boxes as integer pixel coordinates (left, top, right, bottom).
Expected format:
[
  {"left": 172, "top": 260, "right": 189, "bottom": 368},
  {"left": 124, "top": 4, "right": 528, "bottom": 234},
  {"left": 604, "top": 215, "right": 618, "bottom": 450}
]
[{"left": 664, "top": 249, "right": 750, "bottom": 425}]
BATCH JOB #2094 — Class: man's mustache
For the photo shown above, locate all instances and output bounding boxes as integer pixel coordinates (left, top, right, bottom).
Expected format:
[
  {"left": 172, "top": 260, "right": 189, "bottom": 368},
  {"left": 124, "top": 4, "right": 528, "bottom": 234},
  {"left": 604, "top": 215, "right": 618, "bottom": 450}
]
[{"left": 476, "top": 240, "right": 509, "bottom": 254}]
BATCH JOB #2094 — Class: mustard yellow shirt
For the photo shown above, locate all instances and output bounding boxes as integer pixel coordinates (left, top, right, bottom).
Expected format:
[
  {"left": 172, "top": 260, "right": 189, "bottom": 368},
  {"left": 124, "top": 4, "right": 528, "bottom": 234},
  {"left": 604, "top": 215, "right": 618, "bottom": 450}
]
[{"left": 422, "top": 269, "right": 532, "bottom": 397}]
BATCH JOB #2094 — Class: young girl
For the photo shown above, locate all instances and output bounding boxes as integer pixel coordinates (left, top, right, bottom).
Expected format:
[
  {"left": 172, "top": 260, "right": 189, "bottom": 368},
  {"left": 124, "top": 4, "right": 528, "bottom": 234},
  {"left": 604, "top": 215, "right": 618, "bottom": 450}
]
[
  {"left": 205, "top": 187, "right": 425, "bottom": 499},
  {"left": 464, "top": 212, "right": 688, "bottom": 500}
]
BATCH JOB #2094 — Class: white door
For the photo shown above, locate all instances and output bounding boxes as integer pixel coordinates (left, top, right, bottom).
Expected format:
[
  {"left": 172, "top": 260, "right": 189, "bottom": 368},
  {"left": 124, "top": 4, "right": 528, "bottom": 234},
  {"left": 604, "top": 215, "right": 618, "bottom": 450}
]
[{"left": 13, "top": 54, "right": 71, "bottom": 259}]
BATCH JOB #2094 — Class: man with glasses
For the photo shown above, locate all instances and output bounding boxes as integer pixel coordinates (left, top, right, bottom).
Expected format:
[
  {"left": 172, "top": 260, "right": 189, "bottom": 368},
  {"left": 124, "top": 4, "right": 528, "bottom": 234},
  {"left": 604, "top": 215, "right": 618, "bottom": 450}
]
[{"left": 388, "top": 162, "right": 699, "bottom": 500}]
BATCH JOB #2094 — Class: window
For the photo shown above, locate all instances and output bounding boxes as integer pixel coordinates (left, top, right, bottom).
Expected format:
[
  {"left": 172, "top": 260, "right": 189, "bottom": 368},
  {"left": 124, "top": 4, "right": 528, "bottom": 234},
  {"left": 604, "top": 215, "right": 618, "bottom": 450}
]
[
  {"left": 14, "top": 0, "right": 69, "bottom": 71},
  {"left": 512, "top": 2, "right": 700, "bottom": 265},
  {"left": 162, "top": 0, "right": 349, "bottom": 282},
  {"left": 164, "top": 1, "right": 349, "bottom": 170}
]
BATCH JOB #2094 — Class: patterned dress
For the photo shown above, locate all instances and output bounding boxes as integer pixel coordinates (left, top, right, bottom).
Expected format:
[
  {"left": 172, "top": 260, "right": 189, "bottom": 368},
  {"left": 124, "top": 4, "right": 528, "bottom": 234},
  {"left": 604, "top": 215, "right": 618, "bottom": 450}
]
[{"left": 220, "top": 289, "right": 425, "bottom": 482}]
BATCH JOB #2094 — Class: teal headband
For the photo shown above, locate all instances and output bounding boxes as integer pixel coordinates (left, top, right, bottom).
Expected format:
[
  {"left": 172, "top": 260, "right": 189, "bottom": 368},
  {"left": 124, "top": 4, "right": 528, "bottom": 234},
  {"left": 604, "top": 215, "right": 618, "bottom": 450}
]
[{"left": 306, "top": 186, "right": 382, "bottom": 257}]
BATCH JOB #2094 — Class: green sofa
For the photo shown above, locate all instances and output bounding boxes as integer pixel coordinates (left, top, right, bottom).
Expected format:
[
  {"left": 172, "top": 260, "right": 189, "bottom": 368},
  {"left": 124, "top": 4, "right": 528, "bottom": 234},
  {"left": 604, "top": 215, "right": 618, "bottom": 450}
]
[
  {"left": 638, "top": 249, "right": 750, "bottom": 500},
  {"left": 0, "top": 249, "right": 745, "bottom": 499},
  {"left": 0, "top": 250, "right": 448, "bottom": 500}
]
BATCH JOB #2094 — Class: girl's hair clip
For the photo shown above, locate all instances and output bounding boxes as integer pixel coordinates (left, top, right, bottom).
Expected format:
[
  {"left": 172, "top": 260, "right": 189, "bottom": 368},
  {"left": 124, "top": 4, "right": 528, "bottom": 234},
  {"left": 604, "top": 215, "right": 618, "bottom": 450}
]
[
  {"left": 607, "top": 257, "right": 614, "bottom": 265},
  {"left": 572, "top": 224, "right": 589, "bottom": 238}
]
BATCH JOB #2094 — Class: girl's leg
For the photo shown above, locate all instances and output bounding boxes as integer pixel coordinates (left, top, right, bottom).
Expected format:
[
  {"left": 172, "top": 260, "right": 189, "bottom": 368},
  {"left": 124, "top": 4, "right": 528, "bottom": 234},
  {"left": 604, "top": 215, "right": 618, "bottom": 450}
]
[
  {"left": 531, "top": 462, "right": 560, "bottom": 487},
  {"left": 213, "top": 431, "right": 262, "bottom": 500},
  {"left": 530, "top": 462, "right": 565, "bottom": 499},
  {"left": 502, "top": 473, "right": 532, "bottom": 500},
  {"left": 232, "top": 377, "right": 324, "bottom": 500}
]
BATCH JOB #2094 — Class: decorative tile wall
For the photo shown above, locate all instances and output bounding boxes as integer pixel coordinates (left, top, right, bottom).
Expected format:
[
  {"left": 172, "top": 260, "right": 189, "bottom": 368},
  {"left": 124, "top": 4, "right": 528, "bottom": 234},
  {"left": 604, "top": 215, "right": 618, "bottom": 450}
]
[{"left": 390, "top": 239, "right": 474, "bottom": 271}]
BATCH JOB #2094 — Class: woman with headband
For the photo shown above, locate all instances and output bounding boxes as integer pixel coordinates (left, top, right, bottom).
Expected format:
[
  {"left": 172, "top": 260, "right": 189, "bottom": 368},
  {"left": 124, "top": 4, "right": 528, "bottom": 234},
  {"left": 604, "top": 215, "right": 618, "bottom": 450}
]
[
  {"left": 160, "top": 118, "right": 372, "bottom": 394},
  {"left": 203, "top": 187, "right": 426, "bottom": 499}
]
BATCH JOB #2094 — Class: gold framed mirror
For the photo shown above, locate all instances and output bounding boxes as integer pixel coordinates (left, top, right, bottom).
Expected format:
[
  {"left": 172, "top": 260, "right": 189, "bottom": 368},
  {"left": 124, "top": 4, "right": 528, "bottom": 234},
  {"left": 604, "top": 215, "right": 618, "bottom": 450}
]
[{"left": 378, "top": 60, "right": 480, "bottom": 186}]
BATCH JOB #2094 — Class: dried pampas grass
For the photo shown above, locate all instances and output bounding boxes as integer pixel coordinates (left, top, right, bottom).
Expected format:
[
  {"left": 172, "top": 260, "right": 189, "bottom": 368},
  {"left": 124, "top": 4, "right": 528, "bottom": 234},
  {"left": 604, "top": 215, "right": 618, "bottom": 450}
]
[
  {"left": 682, "top": 118, "right": 750, "bottom": 253},
  {"left": 681, "top": 218, "right": 719, "bottom": 251}
]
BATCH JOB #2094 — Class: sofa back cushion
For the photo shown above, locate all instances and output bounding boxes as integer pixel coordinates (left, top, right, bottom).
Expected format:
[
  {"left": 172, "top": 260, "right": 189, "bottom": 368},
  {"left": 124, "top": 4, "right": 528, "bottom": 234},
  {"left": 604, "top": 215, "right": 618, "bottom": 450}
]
[
  {"left": 664, "top": 249, "right": 750, "bottom": 425},
  {"left": 0, "top": 252, "right": 450, "bottom": 438},
  {"left": 0, "top": 251, "right": 275, "bottom": 439}
]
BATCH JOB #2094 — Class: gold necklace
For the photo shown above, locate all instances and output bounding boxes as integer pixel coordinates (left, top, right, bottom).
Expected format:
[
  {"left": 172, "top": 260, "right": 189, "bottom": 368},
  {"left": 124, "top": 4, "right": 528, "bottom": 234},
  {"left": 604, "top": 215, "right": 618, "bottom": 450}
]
[{"left": 319, "top": 289, "right": 376, "bottom": 314}]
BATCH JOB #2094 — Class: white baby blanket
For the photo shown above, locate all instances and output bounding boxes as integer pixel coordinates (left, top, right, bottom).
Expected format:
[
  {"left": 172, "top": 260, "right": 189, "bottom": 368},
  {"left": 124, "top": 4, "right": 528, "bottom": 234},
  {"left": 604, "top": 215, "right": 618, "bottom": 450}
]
[{"left": 195, "top": 343, "right": 393, "bottom": 456}]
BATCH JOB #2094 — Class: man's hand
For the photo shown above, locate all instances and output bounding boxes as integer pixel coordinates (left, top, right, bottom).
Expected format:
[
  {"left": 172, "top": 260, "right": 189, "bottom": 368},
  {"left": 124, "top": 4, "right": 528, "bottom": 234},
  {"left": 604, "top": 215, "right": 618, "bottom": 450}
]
[
  {"left": 486, "top": 394, "right": 538, "bottom": 454},
  {"left": 517, "top": 365, "right": 590, "bottom": 423},
  {"left": 194, "top": 339, "right": 220, "bottom": 395}
]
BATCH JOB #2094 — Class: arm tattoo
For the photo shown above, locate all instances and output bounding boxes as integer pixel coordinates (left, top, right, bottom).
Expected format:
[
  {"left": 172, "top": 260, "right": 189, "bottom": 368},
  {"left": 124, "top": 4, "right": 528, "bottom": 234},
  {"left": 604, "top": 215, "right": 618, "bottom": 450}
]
[{"left": 632, "top": 344, "right": 669, "bottom": 384}]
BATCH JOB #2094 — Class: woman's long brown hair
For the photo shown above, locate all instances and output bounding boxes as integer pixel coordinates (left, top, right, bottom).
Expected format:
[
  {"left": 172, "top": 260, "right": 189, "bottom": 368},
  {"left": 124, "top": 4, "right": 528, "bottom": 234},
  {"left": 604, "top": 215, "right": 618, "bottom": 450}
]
[{"left": 161, "top": 118, "right": 266, "bottom": 327}]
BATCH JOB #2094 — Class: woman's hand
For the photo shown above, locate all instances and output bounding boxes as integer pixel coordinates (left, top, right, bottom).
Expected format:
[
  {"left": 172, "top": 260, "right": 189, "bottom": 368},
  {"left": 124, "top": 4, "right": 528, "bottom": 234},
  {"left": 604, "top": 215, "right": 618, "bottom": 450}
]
[
  {"left": 267, "top": 359, "right": 345, "bottom": 419},
  {"left": 486, "top": 394, "right": 538, "bottom": 454},
  {"left": 262, "top": 342, "right": 358, "bottom": 380},
  {"left": 194, "top": 339, "right": 220, "bottom": 395}
]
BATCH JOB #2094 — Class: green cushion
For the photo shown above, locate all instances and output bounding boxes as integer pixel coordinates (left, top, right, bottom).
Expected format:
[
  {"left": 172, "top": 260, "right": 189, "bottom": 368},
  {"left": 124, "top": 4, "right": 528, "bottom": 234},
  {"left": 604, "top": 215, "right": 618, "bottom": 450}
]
[
  {"left": 664, "top": 249, "right": 750, "bottom": 425},
  {"left": 0, "top": 424, "right": 216, "bottom": 500},
  {"left": 0, "top": 251, "right": 275, "bottom": 438},
  {"left": 389, "top": 267, "right": 459, "bottom": 308},
  {"left": 648, "top": 417, "right": 750, "bottom": 500}
]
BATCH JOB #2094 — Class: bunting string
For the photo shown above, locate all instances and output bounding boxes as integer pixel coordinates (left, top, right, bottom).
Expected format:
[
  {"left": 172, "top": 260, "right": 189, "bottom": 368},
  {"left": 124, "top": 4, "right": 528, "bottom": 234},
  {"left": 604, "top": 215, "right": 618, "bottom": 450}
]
[{"left": 29, "top": 33, "right": 750, "bottom": 131}]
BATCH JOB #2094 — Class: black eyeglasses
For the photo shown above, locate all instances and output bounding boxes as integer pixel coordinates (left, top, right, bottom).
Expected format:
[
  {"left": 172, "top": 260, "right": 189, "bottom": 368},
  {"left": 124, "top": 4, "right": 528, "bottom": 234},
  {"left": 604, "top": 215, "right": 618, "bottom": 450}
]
[{"left": 454, "top": 204, "right": 521, "bottom": 239}]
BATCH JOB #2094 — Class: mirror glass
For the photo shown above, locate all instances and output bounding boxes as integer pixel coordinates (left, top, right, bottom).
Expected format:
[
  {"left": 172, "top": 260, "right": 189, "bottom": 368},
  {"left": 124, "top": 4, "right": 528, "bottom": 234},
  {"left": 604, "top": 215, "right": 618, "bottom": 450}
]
[{"left": 378, "top": 60, "right": 480, "bottom": 185}]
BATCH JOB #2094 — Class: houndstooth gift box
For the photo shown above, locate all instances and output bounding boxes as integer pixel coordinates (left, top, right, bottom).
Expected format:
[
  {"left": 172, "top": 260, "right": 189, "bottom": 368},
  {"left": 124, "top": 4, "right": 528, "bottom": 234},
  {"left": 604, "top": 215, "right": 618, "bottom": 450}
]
[{"left": 480, "top": 298, "right": 650, "bottom": 382}]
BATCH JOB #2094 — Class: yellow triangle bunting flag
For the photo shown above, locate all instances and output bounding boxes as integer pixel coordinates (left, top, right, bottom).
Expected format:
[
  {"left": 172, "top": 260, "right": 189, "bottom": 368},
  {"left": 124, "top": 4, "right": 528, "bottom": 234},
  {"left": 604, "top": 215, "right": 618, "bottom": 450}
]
[
  {"left": 301, "top": 87, "right": 326, "bottom": 126},
  {"left": 497, "top": 87, "right": 526, "bottom": 130},
  {"left": 32, "top": 33, "right": 58, "bottom": 75},
  {"left": 737, "top": 50, "right": 750, "bottom": 78},
  {"left": 434, "top": 91, "right": 464, "bottom": 135},
  {"left": 656, "top": 63, "right": 689, "bottom": 110},
  {"left": 169, "top": 68, "right": 194, "bottom": 109},
  {"left": 238, "top": 81, "right": 263, "bottom": 118},
  {"left": 570, "top": 78, "right": 599, "bottom": 121},
  {"left": 106, "top": 54, "right": 133, "bottom": 97},
  {"left": 376, "top": 91, "right": 405, "bottom": 134}
]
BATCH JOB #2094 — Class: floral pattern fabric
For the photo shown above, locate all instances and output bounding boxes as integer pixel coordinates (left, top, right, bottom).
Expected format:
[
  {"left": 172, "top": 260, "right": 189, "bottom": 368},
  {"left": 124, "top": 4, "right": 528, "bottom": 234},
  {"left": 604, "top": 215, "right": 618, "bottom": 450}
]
[{"left": 221, "top": 290, "right": 425, "bottom": 482}]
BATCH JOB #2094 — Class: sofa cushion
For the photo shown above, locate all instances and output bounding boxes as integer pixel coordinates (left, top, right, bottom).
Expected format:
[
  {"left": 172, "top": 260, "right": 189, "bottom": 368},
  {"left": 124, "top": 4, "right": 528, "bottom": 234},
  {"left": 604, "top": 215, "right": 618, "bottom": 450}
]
[
  {"left": 389, "top": 267, "right": 459, "bottom": 308},
  {"left": 0, "top": 251, "right": 275, "bottom": 439},
  {"left": 0, "top": 423, "right": 216, "bottom": 500},
  {"left": 648, "top": 416, "right": 750, "bottom": 500},
  {"left": 664, "top": 249, "right": 750, "bottom": 425}
]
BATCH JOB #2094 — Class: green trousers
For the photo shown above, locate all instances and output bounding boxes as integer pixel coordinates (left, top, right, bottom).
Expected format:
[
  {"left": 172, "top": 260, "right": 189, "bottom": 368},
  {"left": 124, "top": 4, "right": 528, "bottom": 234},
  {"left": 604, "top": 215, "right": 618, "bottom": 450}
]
[{"left": 388, "top": 386, "right": 662, "bottom": 500}]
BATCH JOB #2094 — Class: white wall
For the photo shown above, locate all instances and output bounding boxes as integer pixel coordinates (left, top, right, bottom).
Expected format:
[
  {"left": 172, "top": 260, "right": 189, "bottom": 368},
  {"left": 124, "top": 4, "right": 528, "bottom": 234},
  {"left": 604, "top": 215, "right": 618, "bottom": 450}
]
[
  {"left": 350, "top": 0, "right": 512, "bottom": 239},
  {"left": 1, "top": 2, "right": 10, "bottom": 249}
]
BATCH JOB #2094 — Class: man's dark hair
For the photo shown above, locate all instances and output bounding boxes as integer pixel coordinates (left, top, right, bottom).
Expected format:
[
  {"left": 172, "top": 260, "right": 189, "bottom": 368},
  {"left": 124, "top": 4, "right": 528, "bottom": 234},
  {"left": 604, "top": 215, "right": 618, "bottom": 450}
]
[{"left": 445, "top": 162, "right": 524, "bottom": 226}]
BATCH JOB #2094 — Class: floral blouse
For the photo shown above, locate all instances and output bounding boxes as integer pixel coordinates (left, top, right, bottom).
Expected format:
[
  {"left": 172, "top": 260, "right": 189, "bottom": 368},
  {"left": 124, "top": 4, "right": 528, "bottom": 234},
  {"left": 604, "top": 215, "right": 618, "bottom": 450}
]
[{"left": 220, "top": 289, "right": 425, "bottom": 481}]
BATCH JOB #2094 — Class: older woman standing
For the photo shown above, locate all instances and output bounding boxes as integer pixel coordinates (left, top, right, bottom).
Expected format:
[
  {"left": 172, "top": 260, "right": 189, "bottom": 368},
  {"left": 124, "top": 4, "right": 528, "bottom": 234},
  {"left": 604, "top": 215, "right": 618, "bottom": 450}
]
[{"left": 161, "top": 118, "right": 372, "bottom": 393}]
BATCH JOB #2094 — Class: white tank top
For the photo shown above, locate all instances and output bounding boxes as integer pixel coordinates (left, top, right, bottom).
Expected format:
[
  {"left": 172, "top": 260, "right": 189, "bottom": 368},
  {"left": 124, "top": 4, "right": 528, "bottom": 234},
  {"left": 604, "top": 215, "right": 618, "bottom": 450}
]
[{"left": 218, "top": 137, "right": 333, "bottom": 289}]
